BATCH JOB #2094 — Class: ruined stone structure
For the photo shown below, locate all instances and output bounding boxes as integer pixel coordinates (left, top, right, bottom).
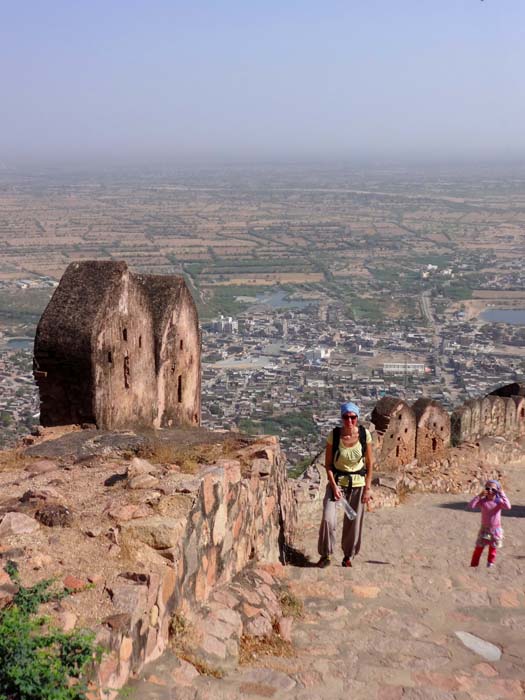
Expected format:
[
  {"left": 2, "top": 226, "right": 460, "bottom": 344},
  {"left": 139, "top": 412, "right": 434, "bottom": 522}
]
[
  {"left": 412, "top": 398, "right": 450, "bottom": 463},
  {"left": 451, "top": 382, "right": 525, "bottom": 446},
  {"left": 466, "top": 398, "right": 481, "bottom": 440},
  {"left": 371, "top": 397, "right": 416, "bottom": 470},
  {"left": 491, "top": 383, "right": 525, "bottom": 437},
  {"left": 33, "top": 261, "right": 201, "bottom": 430},
  {"left": 371, "top": 383, "right": 525, "bottom": 468}
]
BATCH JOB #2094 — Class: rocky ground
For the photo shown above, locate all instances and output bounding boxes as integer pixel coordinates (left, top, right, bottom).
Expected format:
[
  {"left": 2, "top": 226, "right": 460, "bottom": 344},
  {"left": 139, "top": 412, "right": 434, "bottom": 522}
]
[
  {"left": 130, "top": 458, "right": 525, "bottom": 700},
  {"left": 0, "top": 426, "right": 262, "bottom": 629}
]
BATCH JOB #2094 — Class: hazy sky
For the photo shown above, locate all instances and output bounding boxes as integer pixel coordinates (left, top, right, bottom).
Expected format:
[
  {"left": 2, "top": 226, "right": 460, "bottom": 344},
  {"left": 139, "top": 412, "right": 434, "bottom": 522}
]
[{"left": 2, "top": 1, "right": 524, "bottom": 163}]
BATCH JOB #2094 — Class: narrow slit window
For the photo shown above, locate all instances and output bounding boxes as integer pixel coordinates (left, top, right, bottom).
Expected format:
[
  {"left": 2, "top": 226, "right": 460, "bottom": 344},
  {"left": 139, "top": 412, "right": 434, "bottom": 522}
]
[
  {"left": 122, "top": 328, "right": 128, "bottom": 342},
  {"left": 108, "top": 351, "right": 112, "bottom": 364},
  {"left": 180, "top": 339, "right": 183, "bottom": 350},
  {"left": 124, "top": 356, "right": 130, "bottom": 388},
  {"left": 138, "top": 335, "right": 142, "bottom": 348},
  {"left": 177, "top": 375, "right": 182, "bottom": 403}
]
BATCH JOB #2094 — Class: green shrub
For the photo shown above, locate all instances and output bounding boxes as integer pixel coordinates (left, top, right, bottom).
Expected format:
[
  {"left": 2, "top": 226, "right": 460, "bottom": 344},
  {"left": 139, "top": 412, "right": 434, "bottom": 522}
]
[{"left": 0, "top": 563, "right": 101, "bottom": 700}]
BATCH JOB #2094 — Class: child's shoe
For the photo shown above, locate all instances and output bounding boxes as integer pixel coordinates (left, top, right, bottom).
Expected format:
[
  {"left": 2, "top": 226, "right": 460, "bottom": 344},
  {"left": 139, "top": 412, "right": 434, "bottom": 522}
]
[
  {"left": 317, "top": 556, "right": 331, "bottom": 568},
  {"left": 342, "top": 557, "right": 352, "bottom": 568},
  {"left": 487, "top": 563, "right": 494, "bottom": 568}
]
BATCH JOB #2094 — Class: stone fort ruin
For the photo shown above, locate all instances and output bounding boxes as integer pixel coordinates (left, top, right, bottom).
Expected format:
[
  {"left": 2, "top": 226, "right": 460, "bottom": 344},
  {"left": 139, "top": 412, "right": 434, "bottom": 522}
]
[
  {"left": 33, "top": 261, "right": 201, "bottom": 430},
  {"left": 371, "top": 383, "right": 525, "bottom": 470}
]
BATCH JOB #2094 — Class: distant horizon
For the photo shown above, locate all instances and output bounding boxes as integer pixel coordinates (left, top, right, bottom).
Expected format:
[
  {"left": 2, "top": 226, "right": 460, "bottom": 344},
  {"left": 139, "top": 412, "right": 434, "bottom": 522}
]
[{"left": 3, "top": 153, "right": 525, "bottom": 173}]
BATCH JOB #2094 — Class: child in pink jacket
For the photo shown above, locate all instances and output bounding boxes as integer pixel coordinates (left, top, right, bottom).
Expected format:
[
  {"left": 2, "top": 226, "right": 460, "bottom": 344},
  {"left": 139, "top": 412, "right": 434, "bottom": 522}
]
[{"left": 468, "top": 479, "right": 511, "bottom": 568}]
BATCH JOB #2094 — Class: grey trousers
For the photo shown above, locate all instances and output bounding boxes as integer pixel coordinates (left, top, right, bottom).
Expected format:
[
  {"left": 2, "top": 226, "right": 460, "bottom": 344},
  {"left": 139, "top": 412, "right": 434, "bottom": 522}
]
[{"left": 317, "top": 484, "right": 365, "bottom": 560}]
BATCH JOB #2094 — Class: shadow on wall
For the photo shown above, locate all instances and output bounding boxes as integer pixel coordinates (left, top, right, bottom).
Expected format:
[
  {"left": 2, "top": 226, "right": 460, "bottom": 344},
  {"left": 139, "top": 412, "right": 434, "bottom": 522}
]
[{"left": 438, "top": 502, "right": 525, "bottom": 519}]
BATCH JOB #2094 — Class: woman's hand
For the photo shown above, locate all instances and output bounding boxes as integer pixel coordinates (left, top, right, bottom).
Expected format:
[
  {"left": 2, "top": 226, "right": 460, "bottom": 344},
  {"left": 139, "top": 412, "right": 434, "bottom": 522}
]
[
  {"left": 332, "top": 485, "right": 343, "bottom": 501},
  {"left": 362, "top": 487, "right": 372, "bottom": 504}
]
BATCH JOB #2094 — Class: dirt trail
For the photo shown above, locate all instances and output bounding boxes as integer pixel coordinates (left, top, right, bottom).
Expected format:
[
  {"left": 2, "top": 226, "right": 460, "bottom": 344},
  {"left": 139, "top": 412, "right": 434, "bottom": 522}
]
[{"left": 130, "top": 462, "right": 525, "bottom": 699}]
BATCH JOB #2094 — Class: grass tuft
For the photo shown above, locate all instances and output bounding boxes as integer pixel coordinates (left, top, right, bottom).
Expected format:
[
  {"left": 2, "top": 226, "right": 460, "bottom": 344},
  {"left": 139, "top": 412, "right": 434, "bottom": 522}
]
[
  {"left": 0, "top": 449, "right": 27, "bottom": 472},
  {"left": 239, "top": 630, "right": 294, "bottom": 665},
  {"left": 279, "top": 589, "right": 304, "bottom": 619},
  {"left": 144, "top": 436, "right": 248, "bottom": 474}
]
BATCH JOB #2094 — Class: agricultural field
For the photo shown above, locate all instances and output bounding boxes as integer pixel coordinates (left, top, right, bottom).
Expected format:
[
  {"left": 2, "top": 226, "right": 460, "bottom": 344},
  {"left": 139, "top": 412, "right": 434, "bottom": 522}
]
[{"left": 0, "top": 162, "right": 524, "bottom": 325}]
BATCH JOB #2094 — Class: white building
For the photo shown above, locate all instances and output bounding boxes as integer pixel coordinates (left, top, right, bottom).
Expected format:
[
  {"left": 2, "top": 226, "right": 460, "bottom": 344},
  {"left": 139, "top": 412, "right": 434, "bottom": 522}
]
[
  {"left": 213, "top": 315, "right": 239, "bottom": 334},
  {"left": 383, "top": 362, "right": 426, "bottom": 376}
]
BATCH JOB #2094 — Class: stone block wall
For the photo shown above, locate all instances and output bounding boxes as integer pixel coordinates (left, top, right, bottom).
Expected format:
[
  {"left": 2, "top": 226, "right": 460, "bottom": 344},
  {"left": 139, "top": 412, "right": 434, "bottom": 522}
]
[
  {"left": 373, "top": 382, "right": 525, "bottom": 467},
  {"left": 466, "top": 399, "right": 481, "bottom": 440},
  {"left": 92, "top": 437, "right": 296, "bottom": 698},
  {"left": 448, "top": 383, "right": 525, "bottom": 447},
  {"left": 513, "top": 396, "right": 525, "bottom": 435}
]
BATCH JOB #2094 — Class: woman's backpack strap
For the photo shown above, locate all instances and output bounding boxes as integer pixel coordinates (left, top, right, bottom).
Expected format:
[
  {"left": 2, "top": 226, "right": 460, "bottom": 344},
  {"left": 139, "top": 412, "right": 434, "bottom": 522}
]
[
  {"left": 358, "top": 424, "right": 368, "bottom": 464},
  {"left": 331, "top": 426, "right": 341, "bottom": 470}
]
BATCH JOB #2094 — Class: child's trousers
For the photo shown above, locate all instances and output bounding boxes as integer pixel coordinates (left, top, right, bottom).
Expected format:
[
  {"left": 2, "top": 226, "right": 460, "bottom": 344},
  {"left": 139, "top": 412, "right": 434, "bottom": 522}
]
[{"left": 470, "top": 545, "right": 497, "bottom": 567}]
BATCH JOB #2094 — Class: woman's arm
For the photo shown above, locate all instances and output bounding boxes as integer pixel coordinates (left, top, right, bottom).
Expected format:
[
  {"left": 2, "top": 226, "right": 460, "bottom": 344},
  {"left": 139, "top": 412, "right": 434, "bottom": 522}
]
[
  {"left": 362, "top": 441, "right": 374, "bottom": 504},
  {"left": 325, "top": 442, "right": 341, "bottom": 500}
]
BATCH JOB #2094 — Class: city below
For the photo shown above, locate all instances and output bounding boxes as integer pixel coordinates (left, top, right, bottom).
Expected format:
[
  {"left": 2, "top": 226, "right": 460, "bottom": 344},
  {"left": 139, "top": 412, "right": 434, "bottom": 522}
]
[{"left": 0, "top": 163, "right": 524, "bottom": 465}]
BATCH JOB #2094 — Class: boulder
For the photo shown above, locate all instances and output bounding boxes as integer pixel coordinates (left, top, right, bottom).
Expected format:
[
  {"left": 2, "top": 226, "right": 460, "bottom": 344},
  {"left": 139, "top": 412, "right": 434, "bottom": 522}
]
[
  {"left": 127, "top": 474, "right": 160, "bottom": 490},
  {"left": 126, "top": 457, "right": 154, "bottom": 479},
  {"left": 0, "top": 512, "right": 40, "bottom": 538},
  {"left": 120, "top": 516, "right": 186, "bottom": 550}
]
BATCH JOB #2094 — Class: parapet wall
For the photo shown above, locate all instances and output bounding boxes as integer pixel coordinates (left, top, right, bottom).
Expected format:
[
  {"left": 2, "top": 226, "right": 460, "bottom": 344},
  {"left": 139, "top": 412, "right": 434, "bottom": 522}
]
[
  {"left": 451, "top": 390, "right": 525, "bottom": 447},
  {"left": 94, "top": 436, "right": 296, "bottom": 696},
  {"left": 371, "top": 382, "right": 525, "bottom": 471}
]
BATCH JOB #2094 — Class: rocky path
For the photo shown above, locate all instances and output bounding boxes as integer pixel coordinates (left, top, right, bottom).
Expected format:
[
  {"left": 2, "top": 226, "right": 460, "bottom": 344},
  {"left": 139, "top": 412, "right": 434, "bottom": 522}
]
[{"left": 129, "top": 463, "right": 525, "bottom": 700}]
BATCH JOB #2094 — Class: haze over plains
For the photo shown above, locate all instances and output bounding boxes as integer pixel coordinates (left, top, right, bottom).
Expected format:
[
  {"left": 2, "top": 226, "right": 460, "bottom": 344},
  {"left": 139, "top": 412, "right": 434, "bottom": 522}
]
[{"left": 2, "top": 0, "right": 524, "bottom": 164}]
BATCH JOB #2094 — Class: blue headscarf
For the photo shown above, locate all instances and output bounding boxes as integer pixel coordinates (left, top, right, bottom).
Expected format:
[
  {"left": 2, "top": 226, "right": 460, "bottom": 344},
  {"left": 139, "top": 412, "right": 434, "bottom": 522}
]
[{"left": 340, "top": 401, "right": 360, "bottom": 417}]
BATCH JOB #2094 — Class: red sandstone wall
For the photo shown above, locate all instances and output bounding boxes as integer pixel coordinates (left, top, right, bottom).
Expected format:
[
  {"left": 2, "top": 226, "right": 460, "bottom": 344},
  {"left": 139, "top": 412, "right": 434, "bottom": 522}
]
[{"left": 92, "top": 437, "right": 296, "bottom": 698}]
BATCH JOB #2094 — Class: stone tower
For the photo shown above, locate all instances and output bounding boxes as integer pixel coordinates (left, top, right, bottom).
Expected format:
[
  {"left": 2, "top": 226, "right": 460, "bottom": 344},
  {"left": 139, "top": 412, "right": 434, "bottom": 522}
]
[
  {"left": 412, "top": 397, "right": 450, "bottom": 463},
  {"left": 33, "top": 261, "right": 201, "bottom": 430},
  {"left": 371, "top": 396, "right": 416, "bottom": 469}
]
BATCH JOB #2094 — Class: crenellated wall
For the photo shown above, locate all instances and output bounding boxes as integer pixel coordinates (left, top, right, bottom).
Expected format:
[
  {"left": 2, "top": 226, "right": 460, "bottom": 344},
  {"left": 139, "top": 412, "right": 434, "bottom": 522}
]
[
  {"left": 372, "top": 382, "right": 525, "bottom": 469},
  {"left": 450, "top": 383, "right": 525, "bottom": 447}
]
